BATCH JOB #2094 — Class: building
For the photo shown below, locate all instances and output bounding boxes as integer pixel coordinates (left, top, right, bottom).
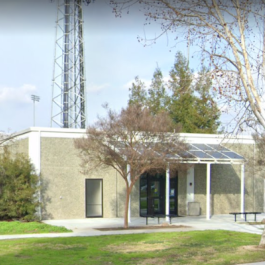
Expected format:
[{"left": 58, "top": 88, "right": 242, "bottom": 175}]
[{"left": 11, "top": 127, "right": 264, "bottom": 220}]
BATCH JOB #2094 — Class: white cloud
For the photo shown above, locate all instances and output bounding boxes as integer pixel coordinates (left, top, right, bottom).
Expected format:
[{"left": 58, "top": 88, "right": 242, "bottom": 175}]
[
  {"left": 87, "top": 83, "right": 110, "bottom": 93},
  {"left": 0, "top": 84, "right": 37, "bottom": 104}
]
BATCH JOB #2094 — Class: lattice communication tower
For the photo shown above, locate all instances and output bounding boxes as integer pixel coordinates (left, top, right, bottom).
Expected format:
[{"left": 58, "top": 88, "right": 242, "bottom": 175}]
[{"left": 51, "top": 0, "right": 91, "bottom": 129}]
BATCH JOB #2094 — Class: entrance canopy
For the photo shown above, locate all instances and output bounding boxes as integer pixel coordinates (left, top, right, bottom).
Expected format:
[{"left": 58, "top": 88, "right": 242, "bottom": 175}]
[
  {"left": 113, "top": 140, "right": 245, "bottom": 221},
  {"left": 111, "top": 140, "right": 245, "bottom": 165},
  {"left": 167, "top": 143, "right": 245, "bottom": 164},
  {"left": 165, "top": 143, "right": 245, "bottom": 220}
]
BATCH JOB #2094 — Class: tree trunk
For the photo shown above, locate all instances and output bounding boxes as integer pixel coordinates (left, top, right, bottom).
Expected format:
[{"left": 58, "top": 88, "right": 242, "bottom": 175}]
[
  {"left": 259, "top": 226, "right": 265, "bottom": 246},
  {"left": 123, "top": 187, "right": 130, "bottom": 228}
]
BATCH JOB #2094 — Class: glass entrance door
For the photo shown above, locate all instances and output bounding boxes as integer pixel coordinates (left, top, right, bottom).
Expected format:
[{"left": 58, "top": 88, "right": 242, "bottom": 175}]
[
  {"left": 140, "top": 172, "right": 178, "bottom": 216},
  {"left": 149, "top": 179, "right": 164, "bottom": 214},
  {"left": 140, "top": 173, "right": 165, "bottom": 215}
]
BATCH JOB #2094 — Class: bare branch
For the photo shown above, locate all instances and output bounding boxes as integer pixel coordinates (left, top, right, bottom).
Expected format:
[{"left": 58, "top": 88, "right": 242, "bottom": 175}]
[
  {"left": 75, "top": 105, "right": 187, "bottom": 227},
  {"left": 110, "top": 0, "right": 265, "bottom": 132}
]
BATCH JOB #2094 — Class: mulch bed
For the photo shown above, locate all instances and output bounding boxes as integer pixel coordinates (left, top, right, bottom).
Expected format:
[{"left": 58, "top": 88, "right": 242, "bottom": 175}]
[{"left": 95, "top": 225, "right": 191, "bottom": 231}]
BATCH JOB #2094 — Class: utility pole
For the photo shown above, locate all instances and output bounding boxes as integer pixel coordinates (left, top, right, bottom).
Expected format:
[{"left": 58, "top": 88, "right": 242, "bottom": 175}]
[{"left": 31, "top": 95, "right": 40, "bottom": 126}]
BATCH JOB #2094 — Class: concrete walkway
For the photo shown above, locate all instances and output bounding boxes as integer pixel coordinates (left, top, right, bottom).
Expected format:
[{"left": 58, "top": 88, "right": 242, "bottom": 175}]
[
  {"left": 0, "top": 214, "right": 264, "bottom": 240},
  {"left": 0, "top": 214, "right": 264, "bottom": 265},
  {"left": 44, "top": 214, "right": 265, "bottom": 236}
]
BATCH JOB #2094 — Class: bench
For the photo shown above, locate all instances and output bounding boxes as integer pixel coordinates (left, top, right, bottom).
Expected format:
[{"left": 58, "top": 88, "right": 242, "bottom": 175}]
[
  {"left": 140, "top": 214, "right": 163, "bottom": 225},
  {"left": 141, "top": 214, "right": 180, "bottom": 225},
  {"left": 229, "top": 212, "right": 262, "bottom": 222}
]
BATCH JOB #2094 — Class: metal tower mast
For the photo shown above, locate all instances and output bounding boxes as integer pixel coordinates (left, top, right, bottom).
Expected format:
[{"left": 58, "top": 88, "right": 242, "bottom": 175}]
[{"left": 51, "top": 0, "right": 90, "bottom": 129}]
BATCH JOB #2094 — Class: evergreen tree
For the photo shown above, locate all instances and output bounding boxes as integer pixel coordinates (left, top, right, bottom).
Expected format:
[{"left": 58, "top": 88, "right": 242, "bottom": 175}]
[
  {"left": 169, "top": 53, "right": 221, "bottom": 133},
  {"left": 147, "top": 68, "right": 170, "bottom": 115},
  {"left": 168, "top": 52, "right": 193, "bottom": 95},
  {"left": 0, "top": 149, "right": 39, "bottom": 221},
  {"left": 128, "top": 69, "right": 170, "bottom": 115},
  {"left": 128, "top": 52, "right": 221, "bottom": 133},
  {"left": 168, "top": 52, "right": 197, "bottom": 132},
  {"left": 192, "top": 67, "right": 221, "bottom": 133},
  {"left": 128, "top": 76, "right": 147, "bottom": 107}
]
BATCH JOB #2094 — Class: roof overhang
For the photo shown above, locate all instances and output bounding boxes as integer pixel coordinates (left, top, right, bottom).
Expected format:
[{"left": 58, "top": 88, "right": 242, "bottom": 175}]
[{"left": 166, "top": 143, "right": 245, "bottom": 165}]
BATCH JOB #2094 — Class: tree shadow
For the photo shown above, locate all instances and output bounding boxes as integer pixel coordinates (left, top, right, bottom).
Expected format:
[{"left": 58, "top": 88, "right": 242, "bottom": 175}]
[{"left": 39, "top": 174, "right": 53, "bottom": 220}]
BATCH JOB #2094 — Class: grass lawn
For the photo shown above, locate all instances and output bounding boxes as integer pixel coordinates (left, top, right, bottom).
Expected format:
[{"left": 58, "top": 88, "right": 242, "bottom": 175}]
[
  {"left": 0, "top": 221, "right": 71, "bottom": 235},
  {"left": 0, "top": 230, "right": 265, "bottom": 265}
]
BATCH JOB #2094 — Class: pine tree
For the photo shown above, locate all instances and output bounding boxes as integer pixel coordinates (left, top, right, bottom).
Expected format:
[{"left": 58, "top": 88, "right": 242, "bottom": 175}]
[
  {"left": 128, "top": 76, "right": 147, "bottom": 107},
  {"left": 128, "top": 52, "right": 221, "bottom": 133},
  {"left": 169, "top": 53, "right": 221, "bottom": 133},
  {"left": 147, "top": 68, "right": 170, "bottom": 115}
]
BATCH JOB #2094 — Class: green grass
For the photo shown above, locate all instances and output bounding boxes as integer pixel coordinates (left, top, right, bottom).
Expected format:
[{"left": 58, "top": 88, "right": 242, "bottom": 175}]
[
  {"left": 0, "top": 221, "right": 71, "bottom": 235},
  {"left": 0, "top": 230, "right": 265, "bottom": 264}
]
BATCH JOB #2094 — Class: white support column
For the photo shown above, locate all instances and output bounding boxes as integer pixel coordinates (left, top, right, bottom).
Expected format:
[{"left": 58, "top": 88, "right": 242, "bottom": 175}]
[
  {"left": 28, "top": 130, "right": 41, "bottom": 175},
  {"left": 28, "top": 129, "right": 41, "bottom": 220},
  {"left": 241, "top": 164, "right": 245, "bottom": 214},
  {"left": 206, "top": 163, "right": 211, "bottom": 220},
  {"left": 127, "top": 164, "right": 131, "bottom": 223},
  {"left": 165, "top": 163, "right": 170, "bottom": 222}
]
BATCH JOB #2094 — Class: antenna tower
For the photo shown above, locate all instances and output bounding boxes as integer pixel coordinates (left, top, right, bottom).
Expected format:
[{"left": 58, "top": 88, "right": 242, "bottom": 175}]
[{"left": 51, "top": 0, "right": 91, "bottom": 129}]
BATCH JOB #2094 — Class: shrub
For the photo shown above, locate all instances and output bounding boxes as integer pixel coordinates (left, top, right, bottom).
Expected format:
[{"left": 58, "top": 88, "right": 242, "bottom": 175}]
[{"left": 0, "top": 148, "right": 39, "bottom": 221}]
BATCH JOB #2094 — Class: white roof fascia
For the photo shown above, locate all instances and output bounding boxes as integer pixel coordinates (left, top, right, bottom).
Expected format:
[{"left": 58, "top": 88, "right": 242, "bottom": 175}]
[
  {"left": 12, "top": 127, "right": 86, "bottom": 140},
  {"left": 11, "top": 127, "right": 255, "bottom": 149},
  {"left": 180, "top": 133, "right": 254, "bottom": 145}
]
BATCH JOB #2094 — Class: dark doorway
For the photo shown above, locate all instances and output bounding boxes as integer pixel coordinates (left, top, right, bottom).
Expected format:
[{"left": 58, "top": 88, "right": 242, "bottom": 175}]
[
  {"left": 140, "top": 172, "right": 178, "bottom": 216},
  {"left": 85, "top": 179, "right": 103, "bottom": 217}
]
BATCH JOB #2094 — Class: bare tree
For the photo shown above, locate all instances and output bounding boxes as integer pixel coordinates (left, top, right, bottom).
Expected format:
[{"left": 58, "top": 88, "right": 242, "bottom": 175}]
[
  {"left": 252, "top": 133, "right": 265, "bottom": 246},
  {"left": 110, "top": 0, "right": 265, "bottom": 133},
  {"left": 0, "top": 132, "right": 13, "bottom": 150},
  {"left": 75, "top": 105, "right": 187, "bottom": 228}
]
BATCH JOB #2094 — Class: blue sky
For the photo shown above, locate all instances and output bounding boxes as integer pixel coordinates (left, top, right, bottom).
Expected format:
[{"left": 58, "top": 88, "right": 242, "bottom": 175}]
[{"left": 0, "top": 0, "right": 208, "bottom": 132}]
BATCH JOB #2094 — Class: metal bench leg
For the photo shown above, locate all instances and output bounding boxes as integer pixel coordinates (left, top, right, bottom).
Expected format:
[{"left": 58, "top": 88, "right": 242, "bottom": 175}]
[
  {"left": 244, "top": 213, "right": 247, "bottom": 221},
  {"left": 254, "top": 214, "right": 257, "bottom": 222}
]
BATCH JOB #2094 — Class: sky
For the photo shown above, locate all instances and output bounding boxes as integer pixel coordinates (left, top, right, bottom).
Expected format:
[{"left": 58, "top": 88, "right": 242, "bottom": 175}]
[{"left": 0, "top": 0, "right": 223, "bottom": 133}]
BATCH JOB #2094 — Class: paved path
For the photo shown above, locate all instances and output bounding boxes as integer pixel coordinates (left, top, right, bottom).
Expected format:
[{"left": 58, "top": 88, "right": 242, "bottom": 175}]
[
  {"left": 0, "top": 214, "right": 264, "bottom": 240},
  {"left": 0, "top": 214, "right": 264, "bottom": 265}
]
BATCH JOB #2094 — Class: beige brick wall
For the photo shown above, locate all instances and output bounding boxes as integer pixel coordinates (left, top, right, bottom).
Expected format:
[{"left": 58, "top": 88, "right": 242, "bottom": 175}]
[
  {"left": 178, "top": 170, "right": 187, "bottom": 216},
  {"left": 40, "top": 137, "right": 121, "bottom": 220},
  {"left": 37, "top": 135, "right": 263, "bottom": 220},
  {"left": 116, "top": 176, "right": 140, "bottom": 218},
  {"left": 224, "top": 142, "right": 263, "bottom": 212},
  {"left": 194, "top": 164, "right": 206, "bottom": 215},
  {"left": 2, "top": 138, "right": 29, "bottom": 156}
]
